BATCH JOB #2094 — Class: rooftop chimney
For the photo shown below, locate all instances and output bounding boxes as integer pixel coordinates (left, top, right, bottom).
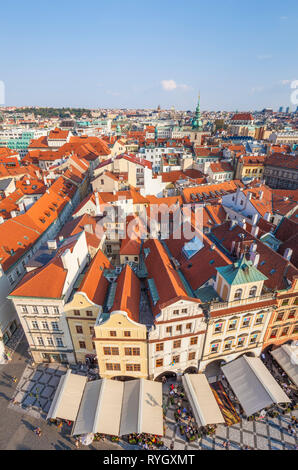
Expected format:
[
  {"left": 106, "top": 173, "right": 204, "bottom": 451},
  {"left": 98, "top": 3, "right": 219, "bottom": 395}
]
[
  {"left": 251, "top": 225, "right": 259, "bottom": 238},
  {"left": 250, "top": 251, "right": 260, "bottom": 267},
  {"left": 264, "top": 212, "right": 271, "bottom": 222},
  {"left": 251, "top": 213, "right": 258, "bottom": 226},
  {"left": 61, "top": 248, "right": 72, "bottom": 270},
  {"left": 284, "top": 248, "right": 293, "bottom": 262},
  {"left": 259, "top": 190, "right": 264, "bottom": 200},
  {"left": 47, "top": 240, "right": 57, "bottom": 250},
  {"left": 84, "top": 224, "right": 94, "bottom": 235}
]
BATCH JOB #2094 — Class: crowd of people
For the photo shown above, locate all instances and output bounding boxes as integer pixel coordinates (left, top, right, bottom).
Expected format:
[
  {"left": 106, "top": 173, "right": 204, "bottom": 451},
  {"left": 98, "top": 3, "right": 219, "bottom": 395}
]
[{"left": 127, "top": 433, "right": 165, "bottom": 449}]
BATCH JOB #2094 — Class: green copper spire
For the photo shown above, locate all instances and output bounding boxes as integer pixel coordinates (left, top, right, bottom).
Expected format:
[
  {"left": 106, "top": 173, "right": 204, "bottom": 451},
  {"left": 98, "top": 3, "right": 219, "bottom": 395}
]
[{"left": 192, "top": 93, "right": 203, "bottom": 130}]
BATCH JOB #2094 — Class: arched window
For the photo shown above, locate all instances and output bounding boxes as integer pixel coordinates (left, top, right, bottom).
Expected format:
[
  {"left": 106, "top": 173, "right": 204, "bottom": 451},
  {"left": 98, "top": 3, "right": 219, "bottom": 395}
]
[
  {"left": 249, "top": 286, "right": 258, "bottom": 298},
  {"left": 234, "top": 288, "right": 242, "bottom": 300}
]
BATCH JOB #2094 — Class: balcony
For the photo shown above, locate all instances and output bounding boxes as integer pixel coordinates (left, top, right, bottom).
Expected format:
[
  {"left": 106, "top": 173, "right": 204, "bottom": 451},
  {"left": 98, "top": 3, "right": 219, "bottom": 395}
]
[{"left": 209, "top": 292, "right": 275, "bottom": 312}]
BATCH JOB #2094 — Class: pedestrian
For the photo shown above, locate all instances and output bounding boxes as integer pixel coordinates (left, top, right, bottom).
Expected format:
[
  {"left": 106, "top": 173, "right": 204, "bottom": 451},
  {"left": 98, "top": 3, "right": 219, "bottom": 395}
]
[
  {"left": 170, "top": 441, "right": 174, "bottom": 450},
  {"left": 75, "top": 438, "right": 80, "bottom": 449},
  {"left": 12, "top": 376, "right": 17, "bottom": 383}
]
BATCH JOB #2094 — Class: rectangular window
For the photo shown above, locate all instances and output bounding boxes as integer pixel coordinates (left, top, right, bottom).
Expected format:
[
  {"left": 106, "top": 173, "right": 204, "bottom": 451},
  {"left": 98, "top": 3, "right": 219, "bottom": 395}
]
[
  {"left": 90, "top": 326, "right": 94, "bottom": 336},
  {"left": 211, "top": 343, "right": 218, "bottom": 353},
  {"left": 43, "top": 307, "right": 49, "bottom": 314},
  {"left": 22, "top": 306, "right": 28, "bottom": 313},
  {"left": 173, "top": 340, "right": 181, "bottom": 349},
  {"left": 126, "top": 364, "right": 141, "bottom": 372},
  {"left": 74, "top": 310, "right": 80, "bottom": 316},
  {"left": 110, "top": 331, "right": 116, "bottom": 337},
  {"left": 53, "top": 307, "right": 59, "bottom": 314},
  {"left": 288, "top": 310, "right": 296, "bottom": 319},
  {"left": 47, "top": 337, "right": 54, "bottom": 346},
  {"left": 173, "top": 310, "right": 179, "bottom": 315},
  {"left": 250, "top": 334, "right": 258, "bottom": 343},
  {"left": 182, "top": 308, "right": 188, "bottom": 314},
  {"left": 188, "top": 352, "right": 196, "bottom": 360},
  {"left": 190, "top": 336, "right": 198, "bottom": 345},
  {"left": 156, "top": 343, "right": 164, "bottom": 352},
  {"left": 281, "top": 299, "right": 289, "bottom": 306},
  {"left": 237, "top": 337, "right": 245, "bottom": 347},
  {"left": 186, "top": 323, "right": 192, "bottom": 330},
  {"left": 33, "top": 306, "right": 38, "bottom": 313},
  {"left": 224, "top": 340, "right": 232, "bottom": 350},
  {"left": 76, "top": 325, "right": 83, "bottom": 334},
  {"left": 37, "top": 337, "right": 44, "bottom": 346},
  {"left": 124, "top": 331, "right": 131, "bottom": 337},
  {"left": 270, "top": 329, "right": 278, "bottom": 339},
  {"left": 276, "top": 312, "right": 284, "bottom": 322},
  {"left": 56, "top": 338, "right": 63, "bottom": 347},
  {"left": 51, "top": 322, "right": 59, "bottom": 330},
  {"left": 106, "top": 363, "right": 121, "bottom": 371},
  {"left": 214, "top": 323, "right": 222, "bottom": 333},
  {"left": 79, "top": 341, "right": 86, "bottom": 349},
  {"left": 255, "top": 314, "right": 264, "bottom": 324},
  {"left": 166, "top": 326, "right": 172, "bottom": 334},
  {"left": 32, "top": 321, "right": 38, "bottom": 329},
  {"left": 86, "top": 310, "right": 93, "bottom": 317},
  {"left": 156, "top": 359, "right": 163, "bottom": 367},
  {"left": 228, "top": 320, "right": 237, "bottom": 330},
  {"left": 281, "top": 327, "right": 289, "bottom": 336},
  {"left": 176, "top": 325, "right": 182, "bottom": 332},
  {"left": 242, "top": 317, "right": 250, "bottom": 328},
  {"left": 172, "top": 355, "right": 180, "bottom": 364}
]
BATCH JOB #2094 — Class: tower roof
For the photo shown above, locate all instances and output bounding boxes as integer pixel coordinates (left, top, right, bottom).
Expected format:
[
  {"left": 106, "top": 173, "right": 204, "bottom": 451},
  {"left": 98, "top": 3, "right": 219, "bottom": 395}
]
[{"left": 216, "top": 257, "right": 267, "bottom": 285}]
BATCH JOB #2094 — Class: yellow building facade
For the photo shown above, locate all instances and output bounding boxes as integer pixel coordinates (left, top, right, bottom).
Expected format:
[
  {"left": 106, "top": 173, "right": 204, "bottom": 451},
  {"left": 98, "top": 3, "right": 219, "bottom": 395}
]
[{"left": 94, "top": 311, "right": 148, "bottom": 379}]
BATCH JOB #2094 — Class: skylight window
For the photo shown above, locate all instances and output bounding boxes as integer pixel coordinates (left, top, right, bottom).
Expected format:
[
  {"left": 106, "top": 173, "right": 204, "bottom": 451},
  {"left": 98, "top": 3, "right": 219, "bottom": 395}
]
[{"left": 182, "top": 236, "right": 204, "bottom": 259}]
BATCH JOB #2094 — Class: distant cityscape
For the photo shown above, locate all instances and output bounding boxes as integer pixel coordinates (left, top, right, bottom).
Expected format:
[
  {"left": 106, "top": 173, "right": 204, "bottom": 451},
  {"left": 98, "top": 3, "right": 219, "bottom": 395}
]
[{"left": 0, "top": 95, "right": 297, "bottom": 452}]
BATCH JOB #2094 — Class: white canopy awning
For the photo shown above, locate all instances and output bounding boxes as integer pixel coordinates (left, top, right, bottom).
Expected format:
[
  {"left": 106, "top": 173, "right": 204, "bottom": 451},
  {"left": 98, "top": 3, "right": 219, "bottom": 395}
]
[
  {"left": 271, "top": 344, "right": 298, "bottom": 387},
  {"left": 182, "top": 374, "right": 224, "bottom": 427},
  {"left": 221, "top": 355, "right": 290, "bottom": 416},
  {"left": 72, "top": 378, "right": 163, "bottom": 437},
  {"left": 47, "top": 370, "right": 87, "bottom": 422}
]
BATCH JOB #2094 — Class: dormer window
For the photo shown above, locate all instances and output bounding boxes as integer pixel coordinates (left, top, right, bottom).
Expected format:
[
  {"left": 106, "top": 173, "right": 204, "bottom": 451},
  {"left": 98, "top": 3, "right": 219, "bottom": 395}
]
[
  {"left": 249, "top": 286, "right": 257, "bottom": 298},
  {"left": 234, "top": 289, "right": 242, "bottom": 300}
]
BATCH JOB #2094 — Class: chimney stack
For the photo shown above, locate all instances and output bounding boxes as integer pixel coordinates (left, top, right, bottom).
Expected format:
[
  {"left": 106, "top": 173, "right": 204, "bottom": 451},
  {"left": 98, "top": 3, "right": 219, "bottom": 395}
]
[
  {"left": 84, "top": 224, "right": 94, "bottom": 235},
  {"left": 250, "top": 251, "right": 260, "bottom": 267},
  {"left": 251, "top": 213, "right": 258, "bottom": 226},
  {"left": 61, "top": 248, "right": 72, "bottom": 270},
  {"left": 284, "top": 248, "right": 293, "bottom": 262},
  {"left": 264, "top": 212, "right": 271, "bottom": 221},
  {"left": 47, "top": 240, "right": 57, "bottom": 250},
  {"left": 251, "top": 225, "right": 259, "bottom": 238}
]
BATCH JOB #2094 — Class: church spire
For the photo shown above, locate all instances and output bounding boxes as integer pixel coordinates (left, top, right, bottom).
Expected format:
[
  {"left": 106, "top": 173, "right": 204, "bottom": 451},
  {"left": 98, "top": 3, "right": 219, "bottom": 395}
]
[{"left": 192, "top": 93, "right": 202, "bottom": 130}]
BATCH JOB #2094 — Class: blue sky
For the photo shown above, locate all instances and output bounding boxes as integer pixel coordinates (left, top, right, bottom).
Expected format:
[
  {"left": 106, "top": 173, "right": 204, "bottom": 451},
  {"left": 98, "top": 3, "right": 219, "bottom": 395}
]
[{"left": 1, "top": 0, "right": 298, "bottom": 110}]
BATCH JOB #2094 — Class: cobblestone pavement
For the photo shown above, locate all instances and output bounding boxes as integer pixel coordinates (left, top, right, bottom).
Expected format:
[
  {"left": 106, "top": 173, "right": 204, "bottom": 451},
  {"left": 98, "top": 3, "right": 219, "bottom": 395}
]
[
  {"left": 9, "top": 362, "right": 92, "bottom": 419},
  {"left": 161, "top": 379, "right": 298, "bottom": 451},
  {"left": 4, "top": 341, "right": 298, "bottom": 451}
]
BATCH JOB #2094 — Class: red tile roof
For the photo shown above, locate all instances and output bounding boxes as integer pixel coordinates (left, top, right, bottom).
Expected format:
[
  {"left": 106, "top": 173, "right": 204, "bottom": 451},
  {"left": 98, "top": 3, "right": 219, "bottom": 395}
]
[
  {"left": 78, "top": 249, "right": 112, "bottom": 305},
  {"left": 111, "top": 264, "right": 141, "bottom": 322}
]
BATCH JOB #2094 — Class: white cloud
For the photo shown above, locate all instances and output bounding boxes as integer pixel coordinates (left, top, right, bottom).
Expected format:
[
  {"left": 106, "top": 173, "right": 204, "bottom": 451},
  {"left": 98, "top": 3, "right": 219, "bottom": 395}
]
[
  {"left": 161, "top": 80, "right": 191, "bottom": 91},
  {"left": 280, "top": 79, "right": 291, "bottom": 85},
  {"left": 161, "top": 79, "right": 177, "bottom": 91}
]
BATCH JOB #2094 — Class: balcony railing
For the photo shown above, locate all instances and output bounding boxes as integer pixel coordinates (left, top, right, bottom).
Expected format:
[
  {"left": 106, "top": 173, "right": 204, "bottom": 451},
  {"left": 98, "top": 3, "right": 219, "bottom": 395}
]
[{"left": 209, "top": 292, "right": 275, "bottom": 311}]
